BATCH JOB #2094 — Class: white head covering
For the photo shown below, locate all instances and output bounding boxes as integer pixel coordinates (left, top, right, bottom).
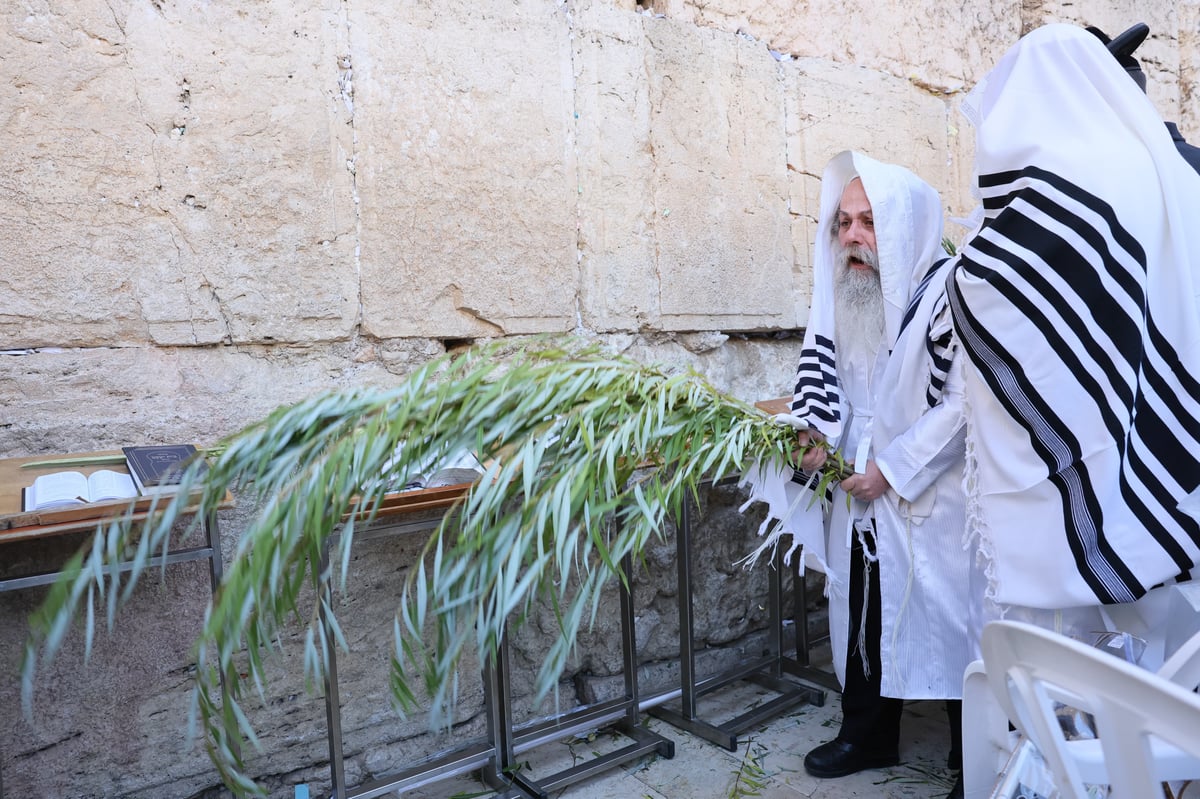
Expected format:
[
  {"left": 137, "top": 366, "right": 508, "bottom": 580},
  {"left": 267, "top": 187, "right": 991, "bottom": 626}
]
[
  {"left": 790, "top": 151, "right": 944, "bottom": 442},
  {"left": 949, "top": 24, "right": 1200, "bottom": 609}
]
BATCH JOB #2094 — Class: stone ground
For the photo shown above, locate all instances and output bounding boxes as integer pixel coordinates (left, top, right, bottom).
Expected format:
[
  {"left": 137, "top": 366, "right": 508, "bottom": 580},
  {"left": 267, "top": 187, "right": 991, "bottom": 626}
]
[{"left": 386, "top": 647, "right": 961, "bottom": 799}]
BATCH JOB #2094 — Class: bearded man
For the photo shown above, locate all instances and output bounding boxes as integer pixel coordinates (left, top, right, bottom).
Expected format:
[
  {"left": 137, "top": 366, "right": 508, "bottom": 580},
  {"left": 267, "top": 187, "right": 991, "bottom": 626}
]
[{"left": 742, "top": 150, "right": 972, "bottom": 799}]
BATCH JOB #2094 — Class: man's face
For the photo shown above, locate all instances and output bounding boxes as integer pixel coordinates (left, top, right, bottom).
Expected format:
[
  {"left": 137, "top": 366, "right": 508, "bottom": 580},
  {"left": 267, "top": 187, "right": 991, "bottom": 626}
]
[{"left": 834, "top": 178, "right": 877, "bottom": 269}]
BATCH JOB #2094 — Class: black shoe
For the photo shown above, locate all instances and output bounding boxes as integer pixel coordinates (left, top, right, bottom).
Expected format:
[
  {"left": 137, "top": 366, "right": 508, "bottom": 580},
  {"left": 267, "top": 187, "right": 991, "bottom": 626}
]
[
  {"left": 946, "top": 772, "right": 964, "bottom": 799},
  {"left": 803, "top": 738, "right": 900, "bottom": 778}
]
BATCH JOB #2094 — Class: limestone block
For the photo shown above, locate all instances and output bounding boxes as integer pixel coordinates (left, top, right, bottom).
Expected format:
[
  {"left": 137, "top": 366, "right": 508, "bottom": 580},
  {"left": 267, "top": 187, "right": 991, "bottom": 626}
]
[
  {"left": 784, "top": 59, "right": 955, "bottom": 276},
  {"left": 0, "top": 1, "right": 358, "bottom": 349},
  {"left": 0, "top": 333, "right": 796, "bottom": 462},
  {"left": 613, "top": 333, "right": 804, "bottom": 402},
  {"left": 641, "top": 17, "right": 799, "bottom": 332},
  {"left": 573, "top": 6, "right": 661, "bottom": 331},
  {"left": 1182, "top": 1, "right": 1200, "bottom": 138},
  {"left": 0, "top": 344, "right": 405, "bottom": 459},
  {"left": 353, "top": 1, "right": 578, "bottom": 339},
  {"left": 648, "top": 0, "right": 1021, "bottom": 93},
  {"left": 945, "top": 99, "right": 984, "bottom": 229}
]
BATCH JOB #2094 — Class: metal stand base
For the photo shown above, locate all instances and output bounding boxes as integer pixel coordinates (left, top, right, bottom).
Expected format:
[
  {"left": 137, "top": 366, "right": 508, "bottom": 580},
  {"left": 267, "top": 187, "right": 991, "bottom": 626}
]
[
  {"left": 649, "top": 481, "right": 827, "bottom": 750},
  {"left": 320, "top": 522, "right": 674, "bottom": 799},
  {"left": 650, "top": 663, "right": 824, "bottom": 751},
  {"left": 319, "top": 511, "right": 518, "bottom": 799},
  {"left": 497, "top": 551, "right": 674, "bottom": 797},
  {"left": 507, "top": 699, "right": 674, "bottom": 798}
]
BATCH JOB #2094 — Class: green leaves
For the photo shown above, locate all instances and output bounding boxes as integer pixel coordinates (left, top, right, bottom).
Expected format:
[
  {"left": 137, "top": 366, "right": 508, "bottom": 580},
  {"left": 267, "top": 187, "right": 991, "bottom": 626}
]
[
  {"left": 20, "top": 340, "right": 839, "bottom": 796},
  {"left": 729, "top": 738, "right": 770, "bottom": 798}
]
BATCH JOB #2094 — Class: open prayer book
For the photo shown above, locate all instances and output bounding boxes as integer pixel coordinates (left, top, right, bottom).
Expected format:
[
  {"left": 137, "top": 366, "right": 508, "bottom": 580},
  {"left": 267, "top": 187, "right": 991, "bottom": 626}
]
[
  {"left": 383, "top": 446, "right": 485, "bottom": 492},
  {"left": 23, "top": 469, "right": 138, "bottom": 511}
]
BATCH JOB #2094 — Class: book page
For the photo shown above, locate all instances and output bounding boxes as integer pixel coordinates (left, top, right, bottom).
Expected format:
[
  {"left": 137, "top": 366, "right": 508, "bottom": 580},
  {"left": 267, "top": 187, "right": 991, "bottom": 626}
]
[
  {"left": 380, "top": 442, "right": 429, "bottom": 490},
  {"left": 426, "top": 450, "right": 484, "bottom": 488},
  {"left": 27, "top": 471, "right": 90, "bottom": 511},
  {"left": 378, "top": 444, "right": 482, "bottom": 491},
  {"left": 88, "top": 469, "right": 138, "bottom": 502}
]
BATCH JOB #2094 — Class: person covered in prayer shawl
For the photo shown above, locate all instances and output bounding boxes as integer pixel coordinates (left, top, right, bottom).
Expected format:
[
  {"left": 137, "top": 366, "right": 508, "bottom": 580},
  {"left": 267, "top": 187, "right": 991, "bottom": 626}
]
[
  {"left": 739, "top": 150, "right": 971, "bottom": 799},
  {"left": 946, "top": 23, "right": 1200, "bottom": 668},
  {"left": 1086, "top": 22, "right": 1200, "bottom": 175}
]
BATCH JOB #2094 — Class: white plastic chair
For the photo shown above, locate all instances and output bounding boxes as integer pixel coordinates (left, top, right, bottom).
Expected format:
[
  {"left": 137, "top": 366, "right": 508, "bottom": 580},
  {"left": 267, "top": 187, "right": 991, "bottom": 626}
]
[
  {"left": 1157, "top": 621, "right": 1200, "bottom": 690},
  {"left": 964, "top": 623, "right": 1200, "bottom": 799},
  {"left": 970, "top": 620, "right": 1200, "bottom": 799},
  {"left": 962, "top": 658, "right": 1017, "bottom": 799}
]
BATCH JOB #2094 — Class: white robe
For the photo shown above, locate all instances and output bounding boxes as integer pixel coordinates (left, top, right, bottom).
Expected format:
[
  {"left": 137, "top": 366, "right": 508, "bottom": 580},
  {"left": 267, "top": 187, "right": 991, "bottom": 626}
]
[
  {"left": 742, "top": 151, "right": 973, "bottom": 699},
  {"left": 871, "top": 258, "right": 972, "bottom": 699}
]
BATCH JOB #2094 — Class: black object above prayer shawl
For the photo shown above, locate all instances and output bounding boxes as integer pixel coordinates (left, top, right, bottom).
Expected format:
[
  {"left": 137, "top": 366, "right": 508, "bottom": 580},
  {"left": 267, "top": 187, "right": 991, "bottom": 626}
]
[
  {"left": 1086, "top": 23, "right": 1149, "bottom": 90},
  {"left": 1087, "top": 22, "right": 1200, "bottom": 175},
  {"left": 948, "top": 24, "right": 1200, "bottom": 610}
]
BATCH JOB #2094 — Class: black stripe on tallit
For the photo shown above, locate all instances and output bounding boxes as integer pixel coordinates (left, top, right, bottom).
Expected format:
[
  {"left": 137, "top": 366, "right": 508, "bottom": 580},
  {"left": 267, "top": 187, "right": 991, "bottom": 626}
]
[
  {"left": 1142, "top": 321, "right": 1200, "bottom": 472},
  {"left": 977, "top": 167, "right": 1149, "bottom": 420},
  {"left": 955, "top": 164, "right": 1200, "bottom": 597},
  {"left": 899, "top": 257, "right": 955, "bottom": 408},
  {"left": 979, "top": 184, "right": 1145, "bottom": 396},
  {"left": 983, "top": 169, "right": 1145, "bottom": 308},
  {"left": 948, "top": 271, "right": 1141, "bottom": 604},
  {"left": 925, "top": 337, "right": 953, "bottom": 408},
  {"left": 1118, "top": 321, "right": 1200, "bottom": 564},
  {"left": 791, "top": 333, "right": 840, "bottom": 424},
  {"left": 962, "top": 177, "right": 1148, "bottom": 601},
  {"left": 985, "top": 168, "right": 1200, "bottom": 581},
  {"left": 966, "top": 235, "right": 1134, "bottom": 444},
  {"left": 1121, "top": 407, "right": 1197, "bottom": 572},
  {"left": 899, "top": 257, "right": 950, "bottom": 334}
]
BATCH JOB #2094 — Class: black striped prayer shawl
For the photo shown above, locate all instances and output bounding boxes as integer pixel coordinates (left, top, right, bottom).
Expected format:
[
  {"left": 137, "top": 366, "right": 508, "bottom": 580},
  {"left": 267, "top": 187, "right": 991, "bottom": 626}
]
[{"left": 948, "top": 24, "right": 1200, "bottom": 609}]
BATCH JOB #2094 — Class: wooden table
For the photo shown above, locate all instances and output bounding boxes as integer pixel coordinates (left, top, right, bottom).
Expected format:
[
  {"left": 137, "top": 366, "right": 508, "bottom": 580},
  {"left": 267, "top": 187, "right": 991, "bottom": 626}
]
[{"left": 0, "top": 449, "right": 232, "bottom": 591}]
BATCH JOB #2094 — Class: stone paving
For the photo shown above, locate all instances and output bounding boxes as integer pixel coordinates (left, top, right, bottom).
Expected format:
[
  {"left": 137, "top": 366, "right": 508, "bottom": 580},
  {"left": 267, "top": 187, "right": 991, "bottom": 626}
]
[{"left": 404, "top": 665, "right": 960, "bottom": 799}]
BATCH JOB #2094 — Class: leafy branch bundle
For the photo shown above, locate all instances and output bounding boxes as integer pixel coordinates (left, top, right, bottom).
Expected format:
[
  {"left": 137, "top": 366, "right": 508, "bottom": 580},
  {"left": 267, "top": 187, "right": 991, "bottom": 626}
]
[{"left": 20, "top": 341, "right": 845, "bottom": 796}]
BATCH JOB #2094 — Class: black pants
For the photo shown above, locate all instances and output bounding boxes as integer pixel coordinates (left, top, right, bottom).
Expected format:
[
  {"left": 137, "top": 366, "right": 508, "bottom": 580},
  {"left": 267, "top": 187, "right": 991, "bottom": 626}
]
[{"left": 839, "top": 525, "right": 962, "bottom": 768}]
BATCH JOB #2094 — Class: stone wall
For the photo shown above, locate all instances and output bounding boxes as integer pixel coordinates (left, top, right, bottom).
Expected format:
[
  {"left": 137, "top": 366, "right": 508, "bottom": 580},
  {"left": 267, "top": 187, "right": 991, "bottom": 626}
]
[{"left": 1, "top": 1, "right": 1194, "bottom": 797}]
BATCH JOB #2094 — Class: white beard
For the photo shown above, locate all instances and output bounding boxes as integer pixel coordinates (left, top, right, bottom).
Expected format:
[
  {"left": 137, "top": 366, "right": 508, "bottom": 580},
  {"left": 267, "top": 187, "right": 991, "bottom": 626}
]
[{"left": 833, "top": 244, "right": 885, "bottom": 369}]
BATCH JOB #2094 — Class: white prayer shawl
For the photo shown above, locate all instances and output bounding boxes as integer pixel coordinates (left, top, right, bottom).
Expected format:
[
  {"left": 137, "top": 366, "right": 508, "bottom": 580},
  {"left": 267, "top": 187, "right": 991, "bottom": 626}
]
[
  {"left": 948, "top": 24, "right": 1200, "bottom": 614},
  {"left": 742, "top": 151, "right": 971, "bottom": 696},
  {"left": 871, "top": 256, "right": 973, "bottom": 698}
]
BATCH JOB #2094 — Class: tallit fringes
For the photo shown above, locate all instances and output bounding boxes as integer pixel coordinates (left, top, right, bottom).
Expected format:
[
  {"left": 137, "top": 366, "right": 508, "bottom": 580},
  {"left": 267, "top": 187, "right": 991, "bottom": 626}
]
[
  {"left": 961, "top": 388, "right": 1001, "bottom": 607},
  {"left": 736, "top": 461, "right": 823, "bottom": 572},
  {"left": 857, "top": 552, "right": 873, "bottom": 681}
]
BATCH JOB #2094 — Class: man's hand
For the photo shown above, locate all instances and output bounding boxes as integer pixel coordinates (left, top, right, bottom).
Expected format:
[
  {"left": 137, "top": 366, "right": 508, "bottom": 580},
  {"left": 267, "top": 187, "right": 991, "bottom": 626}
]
[
  {"left": 839, "top": 460, "right": 889, "bottom": 502},
  {"left": 794, "top": 428, "right": 828, "bottom": 472}
]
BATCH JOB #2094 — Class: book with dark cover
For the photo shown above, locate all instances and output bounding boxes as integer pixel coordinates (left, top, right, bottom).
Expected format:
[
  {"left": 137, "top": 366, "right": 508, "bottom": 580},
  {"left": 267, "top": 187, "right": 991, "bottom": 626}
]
[{"left": 122, "top": 444, "right": 206, "bottom": 495}]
